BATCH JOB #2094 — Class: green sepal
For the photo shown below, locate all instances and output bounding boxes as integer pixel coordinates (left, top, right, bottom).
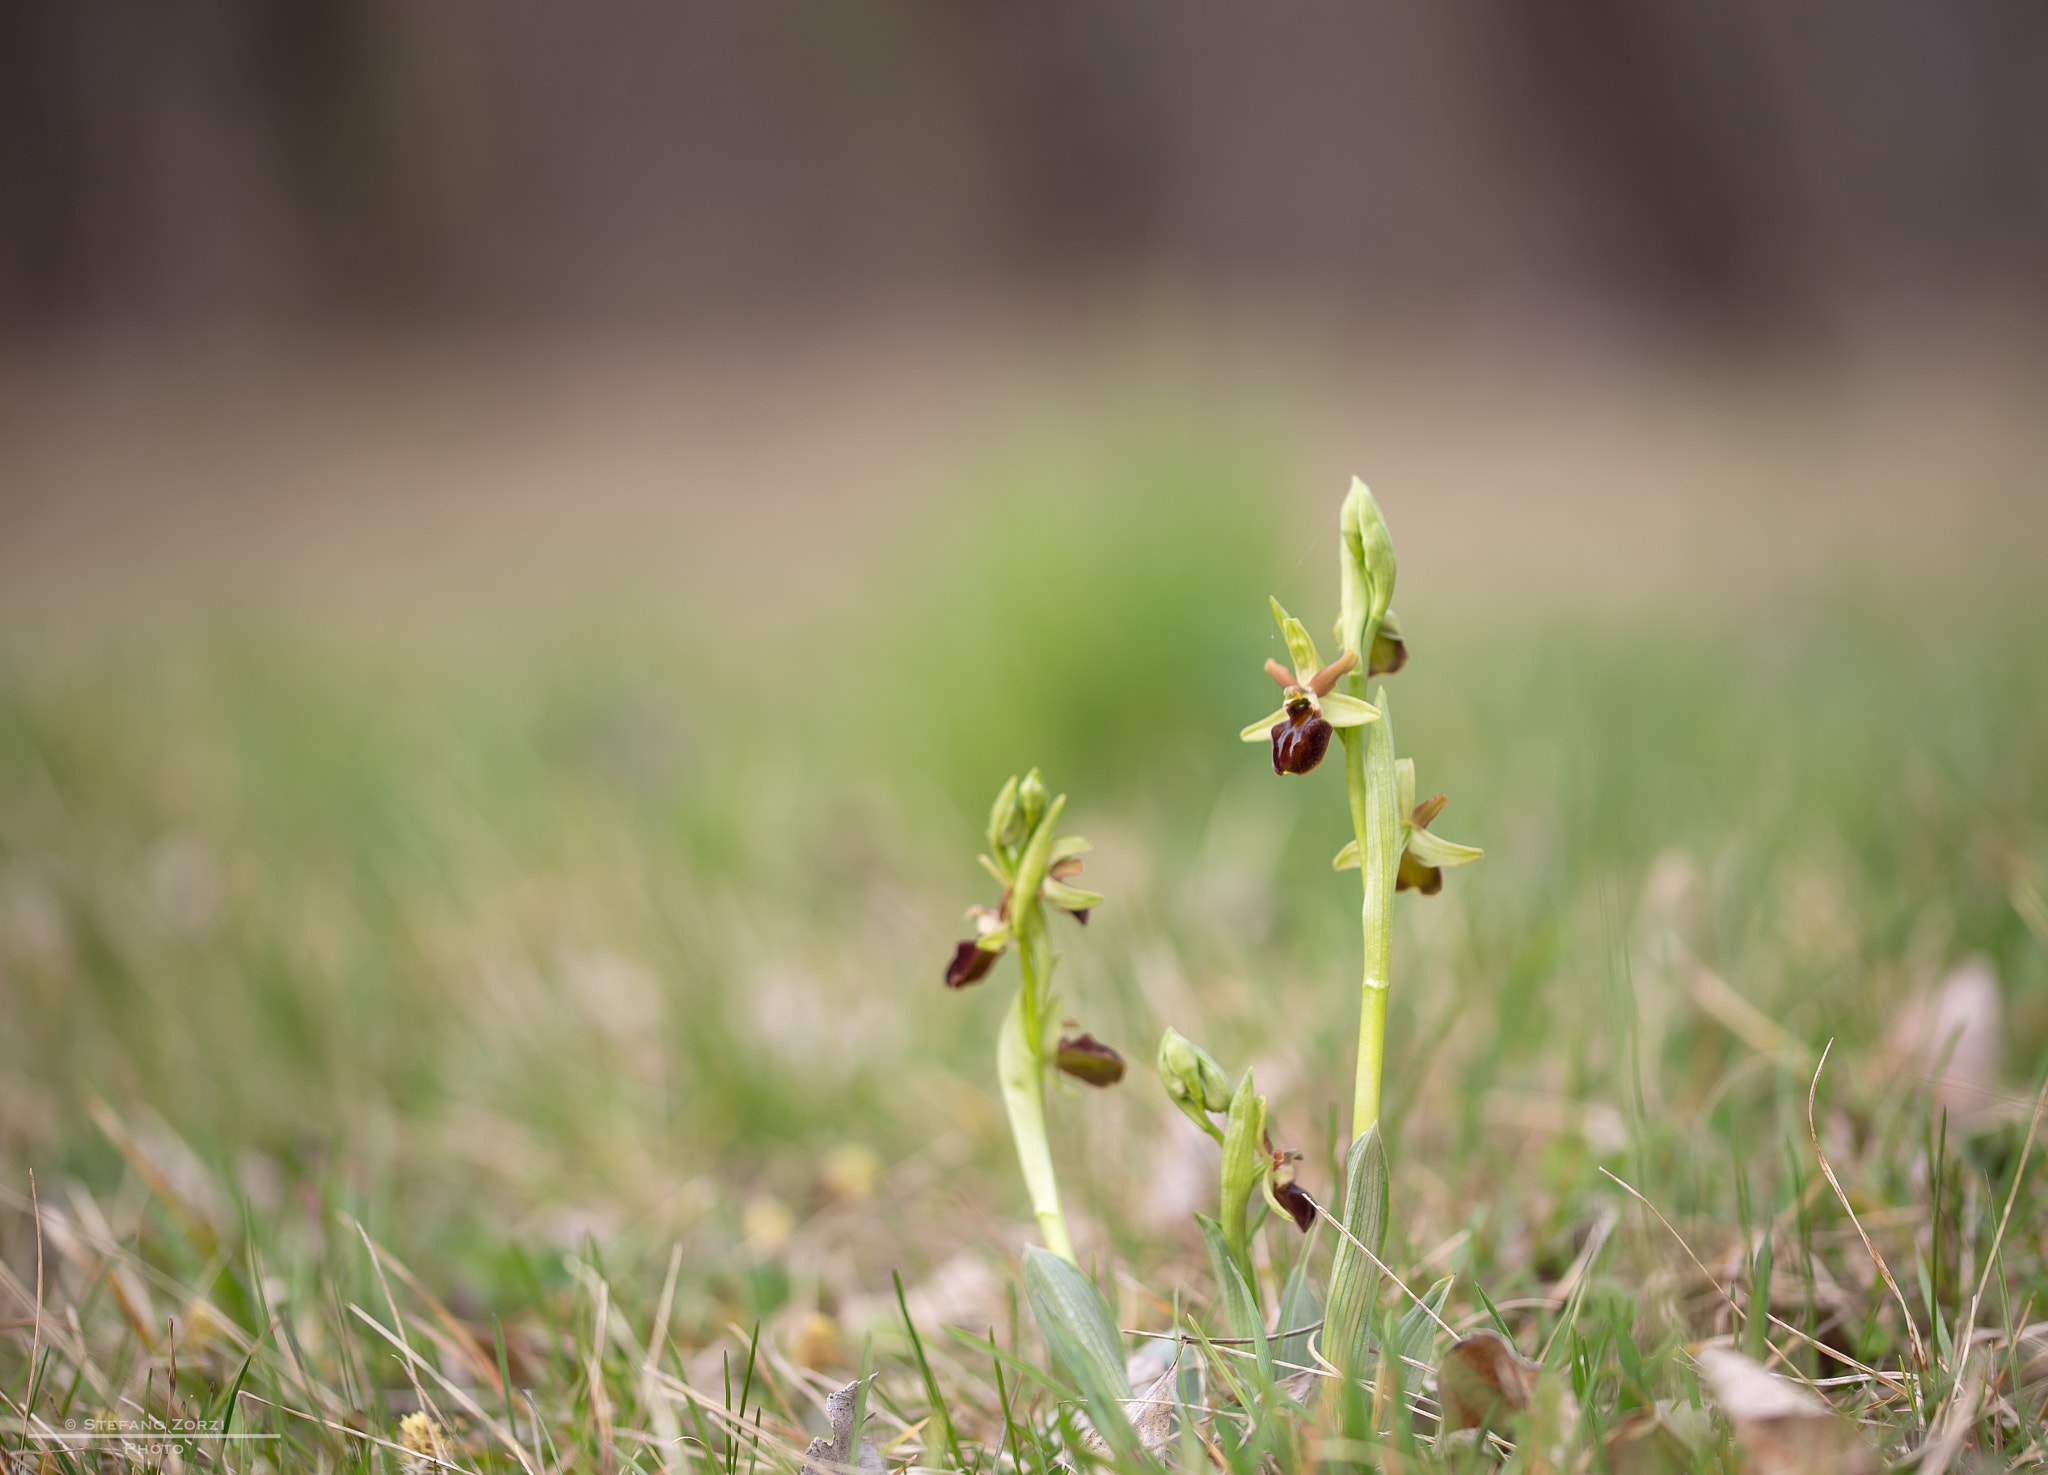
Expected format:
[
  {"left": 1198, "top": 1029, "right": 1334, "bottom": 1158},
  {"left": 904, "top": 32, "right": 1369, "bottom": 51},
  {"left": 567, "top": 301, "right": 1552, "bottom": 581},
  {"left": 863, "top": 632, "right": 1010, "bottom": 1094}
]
[
  {"left": 987, "top": 775, "right": 1023, "bottom": 851},
  {"left": 973, "top": 923, "right": 1011, "bottom": 953},
  {"left": 1332, "top": 839, "right": 1359, "bottom": 871},
  {"left": 1021, "top": 1247, "right": 1137, "bottom": 1457},
  {"left": 1395, "top": 757, "right": 1416, "bottom": 819},
  {"left": 1321, "top": 1124, "right": 1389, "bottom": 1376},
  {"left": 1268, "top": 596, "right": 1326, "bottom": 679},
  {"left": 1048, "top": 835, "right": 1092, "bottom": 864},
  {"left": 1217, "top": 1071, "right": 1267, "bottom": 1278},
  {"left": 1196, "top": 1214, "right": 1272, "bottom": 1385},
  {"left": 977, "top": 853, "right": 1010, "bottom": 888},
  {"left": 1406, "top": 828, "right": 1483, "bottom": 869},
  {"left": 1239, "top": 708, "right": 1288, "bottom": 743},
  {"left": 1041, "top": 878, "right": 1104, "bottom": 913},
  {"left": 1318, "top": 692, "right": 1379, "bottom": 727}
]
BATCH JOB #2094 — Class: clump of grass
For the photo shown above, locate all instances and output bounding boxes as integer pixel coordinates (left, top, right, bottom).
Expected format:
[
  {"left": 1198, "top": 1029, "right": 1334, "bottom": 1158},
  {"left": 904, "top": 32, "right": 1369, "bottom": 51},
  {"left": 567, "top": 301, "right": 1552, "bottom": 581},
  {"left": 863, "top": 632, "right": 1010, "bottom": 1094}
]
[{"left": 2, "top": 436, "right": 2046, "bottom": 1470}]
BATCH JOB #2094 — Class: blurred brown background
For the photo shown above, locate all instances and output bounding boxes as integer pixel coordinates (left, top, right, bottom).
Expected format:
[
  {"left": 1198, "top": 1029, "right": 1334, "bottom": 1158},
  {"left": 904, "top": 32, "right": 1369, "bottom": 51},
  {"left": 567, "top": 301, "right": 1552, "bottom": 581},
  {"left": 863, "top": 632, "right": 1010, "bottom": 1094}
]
[{"left": 3, "top": 1, "right": 2045, "bottom": 612}]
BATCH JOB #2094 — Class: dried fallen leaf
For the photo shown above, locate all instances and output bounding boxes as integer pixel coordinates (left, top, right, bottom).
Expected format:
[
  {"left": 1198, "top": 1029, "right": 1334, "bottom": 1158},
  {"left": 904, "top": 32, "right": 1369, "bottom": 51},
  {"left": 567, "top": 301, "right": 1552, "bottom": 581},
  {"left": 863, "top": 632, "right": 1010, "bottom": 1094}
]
[
  {"left": 1882, "top": 955, "right": 2005, "bottom": 1127},
  {"left": 801, "top": 1378, "right": 885, "bottom": 1475},
  {"left": 1437, "top": 1330, "right": 1540, "bottom": 1432},
  {"left": 1695, "top": 1346, "right": 1875, "bottom": 1475}
]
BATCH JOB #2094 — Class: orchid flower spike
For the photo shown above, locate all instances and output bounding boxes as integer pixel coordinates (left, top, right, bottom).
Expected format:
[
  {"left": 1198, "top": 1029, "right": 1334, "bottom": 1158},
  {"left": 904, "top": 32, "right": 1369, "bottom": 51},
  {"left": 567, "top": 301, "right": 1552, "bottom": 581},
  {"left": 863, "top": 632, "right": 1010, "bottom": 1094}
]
[
  {"left": 944, "top": 769, "right": 1101, "bottom": 987},
  {"left": 1239, "top": 597, "right": 1379, "bottom": 775}
]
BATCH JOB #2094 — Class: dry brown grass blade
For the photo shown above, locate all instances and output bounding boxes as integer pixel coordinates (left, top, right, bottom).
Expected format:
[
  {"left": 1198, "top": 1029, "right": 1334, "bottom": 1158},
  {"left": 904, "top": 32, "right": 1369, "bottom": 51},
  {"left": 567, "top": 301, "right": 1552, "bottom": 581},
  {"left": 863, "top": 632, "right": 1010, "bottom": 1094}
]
[
  {"left": 1806, "top": 1040, "right": 1929, "bottom": 1375},
  {"left": 1943, "top": 1066, "right": 2047, "bottom": 1427},
  {"left": 1597, "top": 1168, "right": 1896, "bottom": 1399},
  {"left": 348, "top": 1301, "right": 538, "bottom": 1475}
]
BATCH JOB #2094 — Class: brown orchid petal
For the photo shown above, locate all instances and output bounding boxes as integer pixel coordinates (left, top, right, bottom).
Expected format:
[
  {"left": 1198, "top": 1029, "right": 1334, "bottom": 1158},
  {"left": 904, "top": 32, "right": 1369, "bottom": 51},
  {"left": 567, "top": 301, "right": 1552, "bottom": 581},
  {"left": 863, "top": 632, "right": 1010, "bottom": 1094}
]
[
  {"left": 1307, "top": 648, "right": 1358, "bottom": 696},
  {"left": 1396, "top": 850, "right": 1443, "bottom": 895},
  {"left": 1053, "top": 1033, "right": 1126, "bottom": 1087},
  {"left": 1070, "top": 908, "right": 1090, "bottom": 925},
  {"left": 945, "top": 939, "right": 1001, "bottom": 988},
  {"left": 1270, "top": 703, "right": 1333, "bottom": 776},
  {"left": 1264, "top": 657, "right": 1296, "bottom": 689},
  {"left": 1048, "top": 856, "right": 1084, "bottom": 880},
  {"left": 1272, "top": 1179, "right": 1317, "bottom": 1234},
  {"left": 1411, "top": 793, "right": 1447, "bottom": 829}
]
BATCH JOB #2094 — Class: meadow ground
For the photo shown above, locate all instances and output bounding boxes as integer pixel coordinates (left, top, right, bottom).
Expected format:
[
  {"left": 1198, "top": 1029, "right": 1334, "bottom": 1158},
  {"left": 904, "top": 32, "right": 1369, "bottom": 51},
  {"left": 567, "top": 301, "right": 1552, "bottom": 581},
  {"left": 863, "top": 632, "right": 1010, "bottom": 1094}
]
[{"left": 2, "top": 321, "right": 2046, "bottom": 1470}]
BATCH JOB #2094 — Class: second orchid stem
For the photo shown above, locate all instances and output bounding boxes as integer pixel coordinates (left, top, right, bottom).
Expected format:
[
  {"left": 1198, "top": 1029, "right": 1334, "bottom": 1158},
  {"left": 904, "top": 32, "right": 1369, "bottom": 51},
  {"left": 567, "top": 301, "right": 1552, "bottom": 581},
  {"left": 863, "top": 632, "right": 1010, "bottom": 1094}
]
[
  {"left": 1341, "top": 668, "right": 1400, "bottom": 1142},
  {"left": 998, "top": 905, "right": 1075, "bottom": 1262}
]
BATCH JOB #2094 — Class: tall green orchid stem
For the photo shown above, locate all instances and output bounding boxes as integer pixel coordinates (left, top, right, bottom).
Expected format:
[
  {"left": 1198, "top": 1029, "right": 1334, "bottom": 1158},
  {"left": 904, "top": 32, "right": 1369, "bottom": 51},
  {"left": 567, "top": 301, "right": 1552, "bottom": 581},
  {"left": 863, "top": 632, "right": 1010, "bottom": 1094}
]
[
  {"left": 1338, "top": 676, "right": 1398, "bottom": 1141},
  {"left": 952, "top": 780, "right": 1108, "bottom": 1265},
  {"left": 1335, "top": 479, "right": 1400, "bottom": 1142},
  {"left": 999, "top": 893, "right": 1075, "bottom": 1262}
]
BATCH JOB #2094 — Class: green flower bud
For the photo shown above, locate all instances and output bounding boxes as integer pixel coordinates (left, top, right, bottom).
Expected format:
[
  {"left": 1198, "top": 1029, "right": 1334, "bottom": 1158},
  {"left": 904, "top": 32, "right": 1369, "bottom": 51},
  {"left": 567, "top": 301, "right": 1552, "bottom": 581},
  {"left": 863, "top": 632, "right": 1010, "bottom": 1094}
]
[
  {"left": 1336, "top": 477, "right": 1397, "bottom": 659},
  {"left": 1017, "top": 768, "right": 1049, "bottom": 839},
  {"left": 987, "top": 774, "right": 1024, "bottom": 851},
  {"left": 1156, "top": 1027, "right": 1231, "bottom": 1140}
]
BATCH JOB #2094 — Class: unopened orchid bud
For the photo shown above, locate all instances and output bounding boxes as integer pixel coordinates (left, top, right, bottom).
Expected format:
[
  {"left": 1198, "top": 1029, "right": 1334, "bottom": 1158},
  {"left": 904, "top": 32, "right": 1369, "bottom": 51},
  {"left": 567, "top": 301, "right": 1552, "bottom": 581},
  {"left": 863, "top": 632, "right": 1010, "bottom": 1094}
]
[
  {"left": 1017, "top": 768, "right": 1049, "bottom": 837},
  {"left": 987, "top": 774, "right": 1025, "bottom": 851},
  {"left": 1156, "top": 1027, "right": 1231, "bottom": 1139},
  {"left": 1336, "top": 478, "right": 1397, "bottom": 660}
]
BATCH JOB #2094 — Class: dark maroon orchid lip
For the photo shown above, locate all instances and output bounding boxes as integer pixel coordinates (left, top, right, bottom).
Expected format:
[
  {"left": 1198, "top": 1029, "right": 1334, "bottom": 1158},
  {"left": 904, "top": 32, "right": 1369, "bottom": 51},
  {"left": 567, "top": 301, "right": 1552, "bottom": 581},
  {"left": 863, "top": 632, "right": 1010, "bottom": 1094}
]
[
  {"left": 1271, "top": 707, "right": 1334, "bottom": 776},
  {"left": 1273, "top": 1178, "right": 1317, "bottom": 1234},
  {"left": 945, "top": 939, "right": 999, "bottom": 988}
]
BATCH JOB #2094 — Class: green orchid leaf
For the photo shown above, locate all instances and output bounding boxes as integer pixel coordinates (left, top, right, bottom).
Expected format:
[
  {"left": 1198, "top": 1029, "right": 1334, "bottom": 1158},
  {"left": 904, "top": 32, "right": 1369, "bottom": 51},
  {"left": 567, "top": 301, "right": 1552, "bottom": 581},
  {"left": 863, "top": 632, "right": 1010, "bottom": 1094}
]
[
  {"left": 1406, "top": 828, "right": 1484, "bottom": 868},
  {"left": 1041, "top": 878, "right": 1104, "bottom": 913},
  {"left": 1332, "top": 839, "right": 1360, "bottom": 871},
  {"left": 1021, "top": 1246, "right": 1137, "bottom": 1456},
  {"left": 1239, "top": 708, "right": 1288, "bottom": 743},
  {"left": 1196, "top": 1214, "right": 1272, "bottom": 1384},
  {"left": 1322, "top": 1124, "right": 1389, "bottom": 1376},
  {"left": 1389, "top": 1275, "right": 1454, "bottom": 1370},
  {"left": 1318, "top": 692, "right": 1380, "bottom": 727},
  {"left": 987, "top": 775, "right": 1023, "bottom": 852},
  {"left": 1217, "top": 1071, "right": 1267, "bottom": 1278},
  {"left": 1274, "top": 1221, "right": 1322, "bottom": 1376}
]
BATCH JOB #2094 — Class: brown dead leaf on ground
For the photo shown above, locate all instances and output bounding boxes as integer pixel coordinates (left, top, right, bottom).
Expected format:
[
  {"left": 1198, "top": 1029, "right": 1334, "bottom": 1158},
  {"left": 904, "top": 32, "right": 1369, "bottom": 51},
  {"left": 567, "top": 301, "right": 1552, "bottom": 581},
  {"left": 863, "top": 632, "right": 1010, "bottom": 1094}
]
[{"left": 1696, "top": 1346, "right": 1876, "bottom": 1475}]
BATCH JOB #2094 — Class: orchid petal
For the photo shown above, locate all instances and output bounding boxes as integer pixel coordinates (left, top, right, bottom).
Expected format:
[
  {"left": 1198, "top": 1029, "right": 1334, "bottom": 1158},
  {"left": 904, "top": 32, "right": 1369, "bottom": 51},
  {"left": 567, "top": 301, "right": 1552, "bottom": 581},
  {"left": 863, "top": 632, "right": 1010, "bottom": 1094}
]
[
  {"left": 1318, "top": 692, "right": 1380, "bottom": 727},
  {"left": 1240, "top": 708, "right": 1289, "bottom": 742},
  {"left": 1406, "top": 828, "right": 1483, "bottom": 868},
  {"left": 1042, "top": 878, "right": 1105, "bottom": 913}
]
